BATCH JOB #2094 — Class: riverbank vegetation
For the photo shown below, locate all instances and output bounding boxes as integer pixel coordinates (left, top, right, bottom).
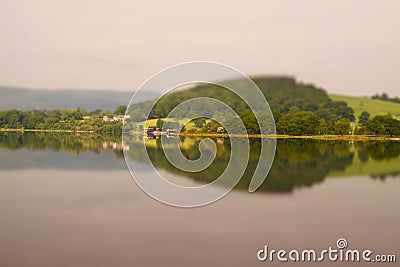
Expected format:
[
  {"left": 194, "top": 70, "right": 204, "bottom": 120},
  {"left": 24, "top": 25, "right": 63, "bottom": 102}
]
[
  {"left": 0, "top": 106, "right": 127, "bottom": 134},
  {"left": 1, "top": 77, "right": 399, "bottom": 137},
  {"left": 125, "top": 77, "right": 400, "bottom": 137}
]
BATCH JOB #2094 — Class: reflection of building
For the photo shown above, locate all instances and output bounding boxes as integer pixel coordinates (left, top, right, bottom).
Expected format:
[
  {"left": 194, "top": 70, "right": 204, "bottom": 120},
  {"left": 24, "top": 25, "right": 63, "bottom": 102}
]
[
  {"left": 147, "top": 133, "right": 156, "bottom": 140},
  {"left": 166, "top": 129, "right": 178, "bottom": 136},
  {"left": 101, "top": 141, "right": 129, "bottom": 151},
  {"left": 146, "top": 126, "right": 156, "bottom": 133}
]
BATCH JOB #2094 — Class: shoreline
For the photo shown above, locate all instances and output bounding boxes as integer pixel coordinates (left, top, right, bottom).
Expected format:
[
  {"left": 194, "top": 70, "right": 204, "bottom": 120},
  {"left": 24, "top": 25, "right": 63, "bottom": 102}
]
[
  {"left": 1, "top": 128, "right": 399, "bottom": 141},
  {"left": 0, "top": 128, "right": 94, "bottom": 133},
  {"left": 178, "top": 132, "right": 400, "bottom": 141}
]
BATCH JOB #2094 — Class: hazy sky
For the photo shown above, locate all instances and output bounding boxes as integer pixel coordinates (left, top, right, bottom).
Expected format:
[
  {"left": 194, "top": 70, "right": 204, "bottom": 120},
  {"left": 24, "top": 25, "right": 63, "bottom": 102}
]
[{"left": 0, "top": 0, "right": 399, "bottom": 96}]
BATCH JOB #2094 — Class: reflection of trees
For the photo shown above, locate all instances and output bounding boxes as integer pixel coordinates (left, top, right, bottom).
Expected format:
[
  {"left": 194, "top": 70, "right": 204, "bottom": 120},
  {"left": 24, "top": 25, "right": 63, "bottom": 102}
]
[
  {"left": 370, "top": 172, "right": 400, "bottom": 181},
  {"left": 126, "top": 137, "right": 400, "bottom": 193},
  {"left": 126, "top": 137, "right": 358, "bottom": 193},
  {"left": 356, "top": 141, "right": 400, "bottom": 161},
  {"left": 0, "top": 132, "right": 124, "bottom": 157},
  {"left": 237, "top": 140, "right": 354, "bottom": 193},
  {"left": 2, "top": 133, "right": 399, "bottom": 193}
]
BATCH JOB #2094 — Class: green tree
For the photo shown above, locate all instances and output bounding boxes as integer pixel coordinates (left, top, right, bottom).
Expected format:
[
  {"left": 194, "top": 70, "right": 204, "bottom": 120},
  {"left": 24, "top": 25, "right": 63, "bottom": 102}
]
[
  {"left": 358, "top": 111, "right": 370, "bottom": 126},
  {"left": 333, "top": 118, "right": 351, "bottom": 135},
  {"left": 205, "top": 119, "right": 222, "bottom": 132},
  {"left": 239, "top": 110, "right": 260, "bottom": 134},
  {"left": 114, "top": 105, "right": 127, "bottom": 115},
  {"left": 276, "top": 111, "right": 320, "bottom": 135},
  {"left": 318, "top": 120, "right": 330, "bottom": 135},
  {"left": 156, "top": 118, "right": 164, "bottom": 130},
  {"left": 193, "top": 117, "right": 207, "bottom": 129},
  {"left": 7, "top": 113, "right": 22, "bottom": 128},
  {"left": 92, "top": 109, "right": 102, "bottom": 115},
  {"left": 224, "top": 116, "right": 242, "bottom": 134},
  {"left": 365, "top": 115, "right": 400, "bottom": 136}
]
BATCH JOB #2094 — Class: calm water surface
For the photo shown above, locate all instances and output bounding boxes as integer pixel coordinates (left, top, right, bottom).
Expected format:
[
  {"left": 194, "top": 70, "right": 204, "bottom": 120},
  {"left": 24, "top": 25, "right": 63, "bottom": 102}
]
[{"left": 0, "top": 133, "right": 399, "bottom": 266}]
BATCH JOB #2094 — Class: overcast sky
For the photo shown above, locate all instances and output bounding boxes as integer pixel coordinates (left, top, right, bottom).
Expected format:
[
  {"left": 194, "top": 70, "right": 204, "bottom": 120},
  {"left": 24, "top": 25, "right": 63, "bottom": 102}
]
[{"left": 0, "top": 0, "right": 399, "bottom": 96}]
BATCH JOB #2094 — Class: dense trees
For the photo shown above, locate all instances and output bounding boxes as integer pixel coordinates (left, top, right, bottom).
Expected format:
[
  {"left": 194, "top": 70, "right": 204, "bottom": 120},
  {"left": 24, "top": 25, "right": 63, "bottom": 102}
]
[
  {"left": 1, "top": 105, "right": 399, "bottom": 136},
  {"left": 205, "top": 120, "right": 222, "bottom": 132},
  {"left": 239, "top": 110, "right": 260, "bottom": 134},
  {"left": 126, "top": 76, "right": 358, "bottom": 135},
  {"left": 129, "top": 76, "right": 356, "bottom": 124},
  {"left": 333, "top": 119, "right": 352, "bottom": 135},
  {"left": 193, "top": 117, "right": 207, "bottom": 129},
  {"left": 1, "top": 76, "right": 399, "bottom": 137},
  {"left": 156, "top": 118, "right": 164, "bottom": 130},
  {"left": 185, "top": 110, "right": 355, "bottom": 136},
  {"left": 0, "top": 107, "right": 124, "bottom": 134},
  {"left": 276, "top": 111, "right": 320, "bottom": 135},
  {"left": 371, "top": 93, "right": 400, "bottom": 104},
  {"left": 358, "top": 111, "right": 370, "bottom": 126},
  {"left": 363, "top": 115, "right": 400, "bottom": 136},
  {"left": 114, "top": 105, "right": 127, "bottom": 115}
]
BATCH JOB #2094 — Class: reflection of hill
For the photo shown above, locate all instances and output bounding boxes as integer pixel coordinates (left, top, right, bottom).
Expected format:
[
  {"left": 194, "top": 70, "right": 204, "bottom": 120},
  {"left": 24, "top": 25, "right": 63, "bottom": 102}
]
[
  {"left": 329, "top": 141, "right": 400, "bottom": 178},
  {"left": 0, "top": 132, "right": 124, "bottom": 153},
  {"left": 126, "top": 137, "right": 351, "bottom": 193},
  {"left": 125, "top": 136, "right": 400, "bottom": 193},
  {"left": 1, "top": 133, "right": 399, "bottom": 191},
  {"left": 244, "top": 140, "right": 355, "bottom": 192}
]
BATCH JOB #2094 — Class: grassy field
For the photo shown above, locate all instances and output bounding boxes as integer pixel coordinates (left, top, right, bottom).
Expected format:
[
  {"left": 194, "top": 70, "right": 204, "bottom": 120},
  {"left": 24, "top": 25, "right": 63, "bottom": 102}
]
[
  {"left": 141, "top": 118, "right": 205, "bottom": 131},
  {"left": 136, "top": 118, "right": 194, "bottom": 130},
  {"left": 330, "top": 94, "right": 400, "bottom": 121},
  {"left": 138, "top": 94, "right": 400, "bottom": 131}
]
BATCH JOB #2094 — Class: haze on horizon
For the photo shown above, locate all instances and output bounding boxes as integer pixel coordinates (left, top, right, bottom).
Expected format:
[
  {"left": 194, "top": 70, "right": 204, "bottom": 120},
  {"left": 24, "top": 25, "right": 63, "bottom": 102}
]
[{"left": 0, "top": 0, "right": 399, "bottom": 97}]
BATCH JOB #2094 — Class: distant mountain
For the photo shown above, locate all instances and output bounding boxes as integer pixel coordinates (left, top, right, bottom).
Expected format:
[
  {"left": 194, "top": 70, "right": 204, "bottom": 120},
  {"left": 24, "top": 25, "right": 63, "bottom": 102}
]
[{"left": 0, "top": 86, "right": 159, "bottom": 111}]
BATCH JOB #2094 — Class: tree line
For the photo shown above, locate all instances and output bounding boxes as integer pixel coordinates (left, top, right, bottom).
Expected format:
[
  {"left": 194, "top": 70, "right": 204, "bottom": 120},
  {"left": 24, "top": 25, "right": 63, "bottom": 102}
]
[
  {"left": 2, "top": 76, "right": 400, "bottom": 137},
  {"left": 0, "top": 105, "right": 127, "bottom": 134},
  {"left": 1, "top": 106, "right": 399, "bottom": 136},
  {"left": 371, "top": 93, "right": 400, "bottom": 104},
  {"left": 185, "top": 110, "right": 399, "bottom": 136},
  {"left": 128, "top": 77, "right": 398, "bottom": 136}
]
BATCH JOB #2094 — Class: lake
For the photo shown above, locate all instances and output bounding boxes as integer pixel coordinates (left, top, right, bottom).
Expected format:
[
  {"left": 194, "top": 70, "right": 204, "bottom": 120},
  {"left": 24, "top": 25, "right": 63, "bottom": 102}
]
[{"left": 0, "top": 132, "right": 399, "bottom": 266}]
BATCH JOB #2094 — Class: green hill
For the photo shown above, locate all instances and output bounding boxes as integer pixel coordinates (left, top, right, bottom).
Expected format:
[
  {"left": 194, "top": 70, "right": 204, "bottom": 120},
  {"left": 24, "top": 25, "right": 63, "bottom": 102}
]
[
  {"left": 330, "top": 94, "right": 400, "bottom": 121},
  {"left": 129, "top": 76, "right": 356, "bottom": 124}
]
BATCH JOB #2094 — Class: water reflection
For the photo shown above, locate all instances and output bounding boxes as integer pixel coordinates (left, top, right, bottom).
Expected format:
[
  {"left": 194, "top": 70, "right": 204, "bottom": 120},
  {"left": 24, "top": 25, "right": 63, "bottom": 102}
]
[
  {"left": 125, "top": 136, "right": 400, "bottom": 193},
  {"left": 1, "top": 132, "right": 399, "bottom": 193},
  {"left": 0, "top": 132, "right": 125, "bottom": 155},
  {"left": 0, "top": 132, "right": 126, "bottom": 170}
]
